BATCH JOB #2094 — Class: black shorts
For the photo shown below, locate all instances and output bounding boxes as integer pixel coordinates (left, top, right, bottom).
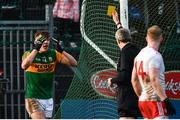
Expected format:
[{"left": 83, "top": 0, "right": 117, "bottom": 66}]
[{"left": 119, "top": 110, "right": 138, "bottom": 118}]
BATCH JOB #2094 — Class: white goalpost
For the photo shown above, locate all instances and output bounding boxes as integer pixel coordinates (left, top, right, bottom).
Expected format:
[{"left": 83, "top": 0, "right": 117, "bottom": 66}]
[
  {"left": 80, "top": 0, "right": 117, "bottom": 69},
  {"left": 120, "top": 0, "right": 129, "bottom": 30},
  {"left": 80, "top": 0, "right": 129, "bottom": 69}
]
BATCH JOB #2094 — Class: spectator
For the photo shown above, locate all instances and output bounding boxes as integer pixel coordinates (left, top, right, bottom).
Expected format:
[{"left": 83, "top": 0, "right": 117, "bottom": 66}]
[{"left": 53, "top": 0, "right": 79, "bottom": 47}]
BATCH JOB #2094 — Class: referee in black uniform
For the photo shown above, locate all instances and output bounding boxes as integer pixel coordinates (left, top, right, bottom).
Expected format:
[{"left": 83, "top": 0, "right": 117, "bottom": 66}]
[{"left": 108, "top": 10, "right": 141, "bottom": 119}]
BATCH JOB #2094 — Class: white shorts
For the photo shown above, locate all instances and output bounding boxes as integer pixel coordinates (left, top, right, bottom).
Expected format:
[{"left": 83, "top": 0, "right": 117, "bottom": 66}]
[{"left": 25, "top": 98, "right": 53, "bottom": 118}]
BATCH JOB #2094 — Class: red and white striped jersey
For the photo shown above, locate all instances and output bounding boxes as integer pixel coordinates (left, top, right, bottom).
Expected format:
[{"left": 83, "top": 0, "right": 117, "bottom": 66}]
[{"left": 134, "top": 46, "right": 166, "bottom": 101}]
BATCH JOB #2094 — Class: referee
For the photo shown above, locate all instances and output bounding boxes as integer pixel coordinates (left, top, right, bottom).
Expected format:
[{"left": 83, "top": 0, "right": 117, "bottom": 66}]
[{"left": 108, "top": 10, "right": 141, "bottom": 119}]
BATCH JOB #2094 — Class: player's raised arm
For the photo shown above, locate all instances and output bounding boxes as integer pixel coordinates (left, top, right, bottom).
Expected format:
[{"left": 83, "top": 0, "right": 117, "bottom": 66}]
[
  {"left": 112, "top": 10, "right": 122, "bottom": 29},
  {"left": 61, "top": 51, "right": 77, "bottom": 66},
  {"left": 21, "top": 34, "right": 46, "bottom": 70},
  {"left": 52, "top": 37, "right": 78, "bottom": 67}
]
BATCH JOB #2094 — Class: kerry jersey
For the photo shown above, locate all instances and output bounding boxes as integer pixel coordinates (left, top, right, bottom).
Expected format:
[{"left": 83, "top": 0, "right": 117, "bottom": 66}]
[
  {"left": 22, "top": 49, "right": 62, "bottom": 99},
  {"left": 134, "top": 46, "right": 166, "bottom": 101}
]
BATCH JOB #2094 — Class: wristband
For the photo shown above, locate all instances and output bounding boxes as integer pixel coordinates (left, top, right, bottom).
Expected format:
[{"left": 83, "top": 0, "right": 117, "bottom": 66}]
[
  {"left": 33, "top": 44, "right": 42, "bottom": 51},
  {"left": 116, "top": 22, "right": 122, "bottom": 29},
  {"left": 57, "top": 46, "right": 64, "bottom": 53},
  {"left": 117, "top": 25, "right": 123, "bottom": 29},
  {"left": 117, "top": 24, "right": 123, "bottom": 29}
]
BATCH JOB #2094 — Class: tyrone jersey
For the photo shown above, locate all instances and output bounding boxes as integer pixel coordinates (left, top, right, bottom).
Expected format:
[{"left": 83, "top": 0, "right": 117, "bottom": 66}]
[
  {"left": 134, "top": 46, "right": 166, "bottom": 101},
  {"left": 22, "top": 49, "right": 62, "bottom": 99}
]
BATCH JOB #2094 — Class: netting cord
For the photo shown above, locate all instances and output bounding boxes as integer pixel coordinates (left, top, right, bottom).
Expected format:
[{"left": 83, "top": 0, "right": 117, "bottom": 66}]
[{"left": 80, "top": 0, "right": 117, "bottom": 69}]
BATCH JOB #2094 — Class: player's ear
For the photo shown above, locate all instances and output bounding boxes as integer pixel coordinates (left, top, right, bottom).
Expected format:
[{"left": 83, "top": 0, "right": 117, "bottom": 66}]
[
  {"left": 145, "top": 36, "right": 148, "bottom": 42},
  {"left": 116, "top": 39, "right": 121, "bottom": 46},
  {"left": 160, "top": 35, "right": 164, "bottom": 44}
]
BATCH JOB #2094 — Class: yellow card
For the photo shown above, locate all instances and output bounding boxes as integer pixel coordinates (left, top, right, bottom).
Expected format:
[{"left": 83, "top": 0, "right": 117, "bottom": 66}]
[{"left": 107, "top": 5, "right": 116, "bottom": 16}]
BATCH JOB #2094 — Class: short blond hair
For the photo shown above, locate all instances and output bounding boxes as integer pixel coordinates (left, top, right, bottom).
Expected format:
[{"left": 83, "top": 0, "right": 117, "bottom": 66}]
[{"left": 147, "top": 25, "right": 162, "bottom": 40}]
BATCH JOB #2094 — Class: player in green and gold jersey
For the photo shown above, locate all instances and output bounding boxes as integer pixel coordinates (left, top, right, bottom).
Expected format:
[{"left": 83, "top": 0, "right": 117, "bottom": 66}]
[{"left": 21, "top": 31, "right": 77, "bottom": 119}]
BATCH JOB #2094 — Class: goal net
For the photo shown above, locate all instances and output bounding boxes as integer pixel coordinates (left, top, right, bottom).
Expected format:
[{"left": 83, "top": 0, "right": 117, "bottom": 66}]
[{"left": 55, "top": 0, "right": 180, "bottom": 118}]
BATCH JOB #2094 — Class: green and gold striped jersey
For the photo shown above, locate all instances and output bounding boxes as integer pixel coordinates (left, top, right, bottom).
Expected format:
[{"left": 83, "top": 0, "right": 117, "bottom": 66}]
[{"left": 22, "top": 49, "right": 62, "bottom": 99}]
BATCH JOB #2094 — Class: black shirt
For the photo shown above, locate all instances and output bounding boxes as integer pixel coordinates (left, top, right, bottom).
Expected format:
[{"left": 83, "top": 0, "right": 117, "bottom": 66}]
[
  {"left": 111, "top": 42, "right": 141, "bottom": 117},
  {"left": 111, "top": 42, "right": 140, "bottom": 86}
]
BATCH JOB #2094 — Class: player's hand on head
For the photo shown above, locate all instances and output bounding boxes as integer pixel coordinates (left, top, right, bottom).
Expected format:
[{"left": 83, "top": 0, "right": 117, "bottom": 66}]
[
  {"left": 51, "top": 38, "right": 64, "bottom": 53},
  {"left": 33, "top": 34, "right": 46, "bottom": 51},
  {"left": 35, "top": 34, "right": 46, "bottom": 44},
  {"left": 56, "top": 42, "right": 64, "bottom": 53}
]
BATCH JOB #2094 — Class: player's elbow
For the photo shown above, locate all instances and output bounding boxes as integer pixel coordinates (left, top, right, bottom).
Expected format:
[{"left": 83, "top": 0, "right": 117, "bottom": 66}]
[
  {"left": 131, "top": 78, "right": 136, "bottom": 89},
  {"left": 21, "top": 62, "right": 29, "bottom": 70},
  {"left": 21, "top": 64, "right": 26, "bottom": 70},
  {"left": 131, "top": 74, "right": 137, "bottom": 85},
  {"left": 67, "top": 61, "right": 77, "bottom": 67},
  {"left": 71, "top": 60, "right": 77, "bottom": 66}
]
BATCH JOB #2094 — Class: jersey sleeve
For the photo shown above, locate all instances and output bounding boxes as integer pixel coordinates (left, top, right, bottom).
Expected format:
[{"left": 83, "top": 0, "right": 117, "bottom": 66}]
[
  {"left": 148, "top": 55, "right": 161, "bottom": 69},
  {"left": 55, "top": 50, "right": 63, "bottom": 63},
  {"left": 22, "top": 51, "right": 30, "bottom": 61}
]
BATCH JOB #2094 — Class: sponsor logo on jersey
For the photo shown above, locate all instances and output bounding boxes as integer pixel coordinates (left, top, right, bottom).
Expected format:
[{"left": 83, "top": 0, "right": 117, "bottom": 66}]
[
  {"left": 48, "top": 57, "right": 53, "bottom": 62},
  {"left": 41, "top": 57, "right": 47, "bottom": 63},
  {"left": 90, "top": 69, "right": 118, "bottom": 99},
  {"left": 26, "top": 63, "right": 55, "bottom": 73},
  {"left": 34, "top": 64, "right": 54, "bottom": 72},
  {"left": 165, "top": 71, "right": 180, "bottom": 100}
]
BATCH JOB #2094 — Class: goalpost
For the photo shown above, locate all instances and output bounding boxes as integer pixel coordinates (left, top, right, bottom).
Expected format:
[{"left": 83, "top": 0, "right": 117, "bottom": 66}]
[
  {"left": 80, "top": 0, "right": 129, "bottom": 69},
  {"left": 120, "top": 0, "right": 129, "bottom": 29},
  {"left": 55, "top": 0, "right": 180, "bottom": 119}
]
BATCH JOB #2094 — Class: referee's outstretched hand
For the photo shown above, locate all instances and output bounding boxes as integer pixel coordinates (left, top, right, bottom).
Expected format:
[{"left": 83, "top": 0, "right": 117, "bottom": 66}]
[
  {"left": 164, "top": 98, "right": 176, "bottom": 116},
  {"left": 112, "top": 10, "right": 119, "bottom": 25}
]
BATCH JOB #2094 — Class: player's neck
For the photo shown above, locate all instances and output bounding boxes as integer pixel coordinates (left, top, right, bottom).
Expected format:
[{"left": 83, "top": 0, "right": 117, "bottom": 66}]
[
  {"left": 39, "top": 49, "right": 48, "bottom": 53},
  {"left": 120, "top": 42, "right": 130, "bottom": 49},
  {"left": 147, "top": 42, "right": 159, "bottom": 51}
]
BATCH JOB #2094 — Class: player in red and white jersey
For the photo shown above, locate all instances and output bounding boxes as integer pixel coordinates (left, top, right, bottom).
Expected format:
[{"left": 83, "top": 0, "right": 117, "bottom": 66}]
[
  {"left": 131, "top": 25, "right": 176, "bottom": 119},
  {"left": 135, "top": 45, "right": 166, "bottom": 101}
]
